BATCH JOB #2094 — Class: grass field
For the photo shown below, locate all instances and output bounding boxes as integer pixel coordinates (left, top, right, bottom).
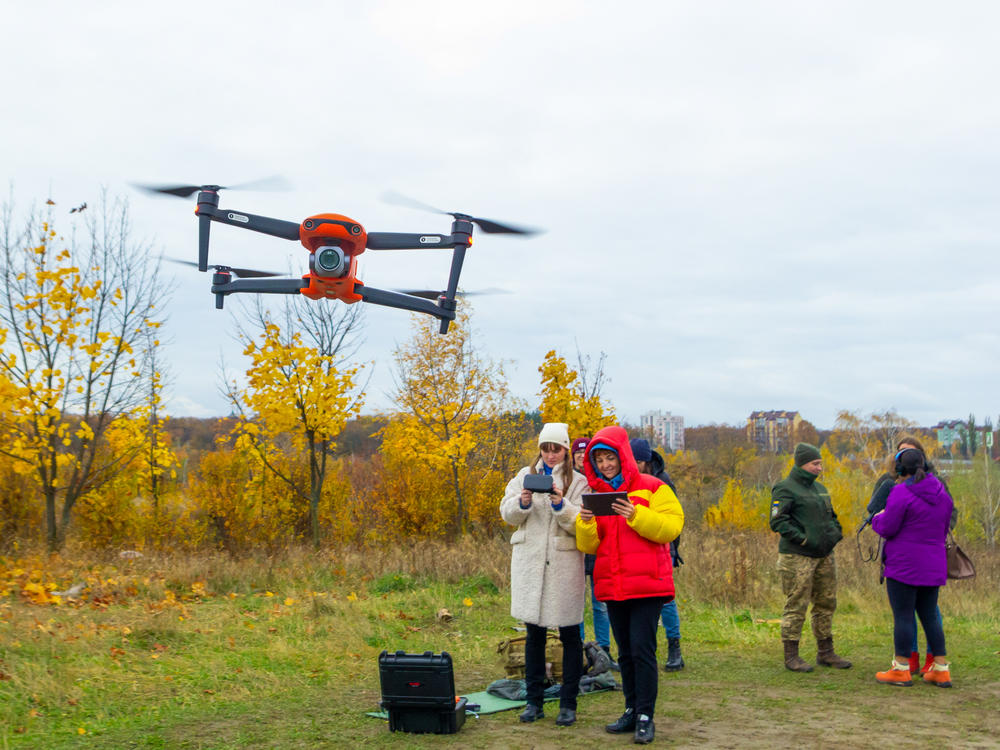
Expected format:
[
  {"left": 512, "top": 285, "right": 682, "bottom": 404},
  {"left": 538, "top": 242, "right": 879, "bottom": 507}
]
[{"left": 1, "top": 534, "right": 998, "bottom": 749}]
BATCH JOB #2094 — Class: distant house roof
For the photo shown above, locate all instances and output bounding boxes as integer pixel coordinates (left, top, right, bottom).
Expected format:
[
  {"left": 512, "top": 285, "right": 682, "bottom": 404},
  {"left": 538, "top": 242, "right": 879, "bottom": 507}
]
[
  {"left": 748, "top": 410, "right": 799, "bottom": 420},
  {"left": 933, "top": 420, "right": 967, "bottom": 429}
]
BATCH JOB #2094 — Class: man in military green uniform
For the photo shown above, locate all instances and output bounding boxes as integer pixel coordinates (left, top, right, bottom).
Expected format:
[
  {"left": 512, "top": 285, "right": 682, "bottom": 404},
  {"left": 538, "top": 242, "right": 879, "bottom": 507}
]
[{"left": 769, "top": 443, "right": 852, "bottom": 672}]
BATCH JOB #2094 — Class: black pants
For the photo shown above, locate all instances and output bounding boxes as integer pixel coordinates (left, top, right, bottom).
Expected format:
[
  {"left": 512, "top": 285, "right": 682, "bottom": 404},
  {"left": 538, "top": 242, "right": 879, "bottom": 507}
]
[
  {"left": 886, "top": 578, "right": 946, "bottom": 658},
  {"left": 524, "top": 622, "right": 583, "bottom": 710},
  {"left": 606, "top": 596, "right": 667, "bottom": 717}
]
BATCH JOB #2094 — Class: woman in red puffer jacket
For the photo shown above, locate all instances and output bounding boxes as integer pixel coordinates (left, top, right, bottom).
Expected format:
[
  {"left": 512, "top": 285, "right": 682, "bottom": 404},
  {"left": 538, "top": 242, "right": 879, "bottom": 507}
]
[{"left": 575, "top": 425, "right": 683, "bottom": 744}]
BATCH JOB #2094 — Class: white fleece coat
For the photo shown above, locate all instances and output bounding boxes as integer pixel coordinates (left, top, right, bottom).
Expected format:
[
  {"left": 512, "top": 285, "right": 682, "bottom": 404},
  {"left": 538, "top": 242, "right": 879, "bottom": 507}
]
[{"left": 500, "top": 463, "right": 588, "bottom": 627}]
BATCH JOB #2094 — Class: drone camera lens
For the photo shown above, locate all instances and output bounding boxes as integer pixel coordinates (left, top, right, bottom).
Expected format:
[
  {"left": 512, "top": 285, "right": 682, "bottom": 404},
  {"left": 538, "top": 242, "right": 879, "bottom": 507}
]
[{"left": 314, "top": 246, "right": 347, "bottom": 277}]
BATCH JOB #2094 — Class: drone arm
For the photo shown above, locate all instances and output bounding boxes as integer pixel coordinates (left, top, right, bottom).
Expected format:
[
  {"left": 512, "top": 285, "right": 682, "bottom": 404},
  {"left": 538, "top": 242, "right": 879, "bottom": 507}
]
[
  {"left": 366, "top": 232, "right": 455, "bottom": 250},
  {"left": 197, "top": 204, "right": 301, "bottom": 241},
  {"left": 210, "top": 275, "right": 308, "bottom": 309},
  {"left": 354, "top": 284, "right": 456, "bottom": 324}
]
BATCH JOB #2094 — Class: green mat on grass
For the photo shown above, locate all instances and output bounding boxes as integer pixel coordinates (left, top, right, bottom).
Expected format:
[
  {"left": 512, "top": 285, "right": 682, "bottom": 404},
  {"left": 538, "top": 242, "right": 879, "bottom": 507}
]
[
  {"left": 368, "top": 686, "right": 612, "bottom": 719},
  {"left": 368, "top": 689, "right": 532, "bottom": 718}
]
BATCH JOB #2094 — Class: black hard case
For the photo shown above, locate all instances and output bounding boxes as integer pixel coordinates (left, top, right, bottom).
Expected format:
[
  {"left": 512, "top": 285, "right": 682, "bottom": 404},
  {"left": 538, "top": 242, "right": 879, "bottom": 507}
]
[{"left": 378, "top": 650, "right": 467, "bottom": 734}]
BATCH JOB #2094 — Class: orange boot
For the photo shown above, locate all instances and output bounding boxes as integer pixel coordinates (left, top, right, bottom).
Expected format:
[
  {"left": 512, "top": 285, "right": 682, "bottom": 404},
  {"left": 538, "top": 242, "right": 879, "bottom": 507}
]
[
  {"left": 875, "top": 659, "right": 913, "bottom": 686},
  {"left": 920, "top": 653, "right": 935, "bottom": 675},
  {"left": 922, "top": 662, "right": 952, "bottom": 688}
]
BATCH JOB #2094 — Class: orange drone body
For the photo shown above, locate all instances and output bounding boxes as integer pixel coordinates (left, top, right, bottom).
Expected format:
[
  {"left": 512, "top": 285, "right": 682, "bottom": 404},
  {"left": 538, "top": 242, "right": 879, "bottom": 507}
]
[
  {"left": 149, "top": 181, "right": 533, "bottom": 333},
  {"left": 298, "top": 213, "right": 367, "bottom": 303}
]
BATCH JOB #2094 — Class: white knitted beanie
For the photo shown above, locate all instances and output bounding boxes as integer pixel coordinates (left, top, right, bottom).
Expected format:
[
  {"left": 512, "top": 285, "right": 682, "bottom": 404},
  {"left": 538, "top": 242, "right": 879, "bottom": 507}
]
[{"left": 538, "top": 422, "right": 571, "bottom": 449}]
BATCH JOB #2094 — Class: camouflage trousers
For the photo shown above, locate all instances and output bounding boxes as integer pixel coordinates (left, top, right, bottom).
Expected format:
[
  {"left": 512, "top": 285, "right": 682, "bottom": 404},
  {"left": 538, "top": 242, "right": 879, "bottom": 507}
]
[{"left": 777, "top": 553, "right": 837, "bottom": 643}]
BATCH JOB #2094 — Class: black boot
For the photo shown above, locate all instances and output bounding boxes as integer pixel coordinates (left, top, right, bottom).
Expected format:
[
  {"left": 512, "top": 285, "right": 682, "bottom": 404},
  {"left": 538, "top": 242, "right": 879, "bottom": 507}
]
[
  {"left": 519, "top": 704, "right": 544, "bottom": 722},
  {"left": 555, "top": 707, "right": 576, "bottom": 726},
  {"left": 634, "top": 714, "right": 655, "bottom": 744},
  {"left": 663, "top": 637, "right": 685, "bottom": 672},
  {"left": 605, "top": 707, "right": 635, "bottom": 734}
]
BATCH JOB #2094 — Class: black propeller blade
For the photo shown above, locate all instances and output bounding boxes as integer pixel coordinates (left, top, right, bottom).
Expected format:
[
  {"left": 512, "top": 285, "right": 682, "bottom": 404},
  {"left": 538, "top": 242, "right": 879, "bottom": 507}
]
[
  {"left": 134, "top": 176, "right": 291, "bottom": 199},
  {"left": 382, "top": 191, "right": 541, "bottom": 235},
  {"left": 167, "top": 258, "right": 281, "bottom": 278},
  {"left": 393, "top": 287, "right": 510, "bottom": 300}
]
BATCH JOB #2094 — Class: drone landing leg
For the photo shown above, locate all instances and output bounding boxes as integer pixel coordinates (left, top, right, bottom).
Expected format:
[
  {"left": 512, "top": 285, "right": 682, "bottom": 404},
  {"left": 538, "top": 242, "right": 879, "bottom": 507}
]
[
  {"left": 439, "top": 246, "right": 468, "bottom": 333},
  {"left": 197, "top": 192, "right": 220, "bottom": 271}
]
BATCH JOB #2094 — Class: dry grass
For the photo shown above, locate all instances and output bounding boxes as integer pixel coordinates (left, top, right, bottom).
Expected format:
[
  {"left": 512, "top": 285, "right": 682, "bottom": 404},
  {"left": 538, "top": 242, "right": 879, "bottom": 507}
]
[
  {"left": 6, "top": 528, "right": 998, "bottom": 613},
  {"left": 2, "top": 530, "right": 999, "bottom": 749}
]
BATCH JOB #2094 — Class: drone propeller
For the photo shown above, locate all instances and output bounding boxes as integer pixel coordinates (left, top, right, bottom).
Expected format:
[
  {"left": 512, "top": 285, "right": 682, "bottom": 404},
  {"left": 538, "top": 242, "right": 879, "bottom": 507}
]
[
  {"left": 167, "top": 258, "right": 281, "bottom": 278},
  {"left": 134, "top": 175, "right": 291, "bottom": 199},
  {"left": 393, "top": 287, "right": 510, "bottom": 300},
  {"left": 382, "top": 191, "right": 541, "bottom": 235}
]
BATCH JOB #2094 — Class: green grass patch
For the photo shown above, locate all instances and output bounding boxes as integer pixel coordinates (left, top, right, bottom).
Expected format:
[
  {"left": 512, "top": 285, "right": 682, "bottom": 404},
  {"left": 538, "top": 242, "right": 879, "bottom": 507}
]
[
  {"left": 370, "top": 573, "right": 419, "bottom": 594},
  {"left": 1, "top": 544, "right": 998, "bottom": 748}
]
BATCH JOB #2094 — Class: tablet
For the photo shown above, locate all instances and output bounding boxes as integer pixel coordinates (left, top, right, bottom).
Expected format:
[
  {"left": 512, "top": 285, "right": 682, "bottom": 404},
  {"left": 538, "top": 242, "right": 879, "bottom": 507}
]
[{"left": 582, "top": 492, "right": 628, "bottom": 516}]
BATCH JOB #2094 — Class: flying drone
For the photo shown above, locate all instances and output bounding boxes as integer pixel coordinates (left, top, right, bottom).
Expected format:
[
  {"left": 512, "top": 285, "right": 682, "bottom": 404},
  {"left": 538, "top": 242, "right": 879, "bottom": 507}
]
[{"left": 136, "top": 180, "right": 537, "bottom": 333}]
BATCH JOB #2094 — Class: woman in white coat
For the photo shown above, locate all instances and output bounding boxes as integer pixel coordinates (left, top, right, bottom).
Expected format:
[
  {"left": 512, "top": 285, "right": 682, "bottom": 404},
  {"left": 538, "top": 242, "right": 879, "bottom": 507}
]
[{"left": 500, "top": 422, "right": 589, "bottom": 727}]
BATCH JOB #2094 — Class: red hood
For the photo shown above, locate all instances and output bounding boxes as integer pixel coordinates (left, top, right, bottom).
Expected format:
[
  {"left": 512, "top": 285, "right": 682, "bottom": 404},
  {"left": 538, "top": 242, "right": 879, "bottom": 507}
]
[{"left": 584, "top": 425, "right": 640, "bottom": 491}]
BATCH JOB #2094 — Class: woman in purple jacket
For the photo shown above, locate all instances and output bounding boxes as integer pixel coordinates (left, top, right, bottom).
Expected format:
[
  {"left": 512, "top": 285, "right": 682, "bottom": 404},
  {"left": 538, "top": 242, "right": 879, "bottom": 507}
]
[{"left": 871, "top": 447, "right": 954, "bottom": 688}]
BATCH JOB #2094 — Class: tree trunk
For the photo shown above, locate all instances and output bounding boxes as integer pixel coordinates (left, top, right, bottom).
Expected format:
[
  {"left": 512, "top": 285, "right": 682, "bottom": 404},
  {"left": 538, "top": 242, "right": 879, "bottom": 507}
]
[
  {"left": 309, "top": 439, "right": 322, "bottom": 549},
  {"left": 450, "top": 458, "right": 465, "bottom": 536},
  {"left": 44, "top": 489, "right": 58, "bottom": 552}
]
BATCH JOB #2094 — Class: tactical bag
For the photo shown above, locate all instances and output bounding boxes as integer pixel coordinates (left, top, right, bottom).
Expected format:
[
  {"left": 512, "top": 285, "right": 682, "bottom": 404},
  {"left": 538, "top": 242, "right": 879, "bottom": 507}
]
[{"left": 496, "top": 634, "right": 609, "bottom": 682}]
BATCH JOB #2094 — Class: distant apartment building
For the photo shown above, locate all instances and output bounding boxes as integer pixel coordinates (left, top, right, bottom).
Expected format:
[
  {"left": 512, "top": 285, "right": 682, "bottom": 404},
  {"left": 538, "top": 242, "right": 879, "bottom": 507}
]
[
  {"left": 933, "top": 419, "right": 995, "bottom": 457},
  {"left": 934, "top": 420, "right": 965, "bottom": 452},
  {"left": 747, "top": 410, "right": 802, "bottom": 453},
  {"left": 640, "top": 410, "right": 685, "bottom": 452}
]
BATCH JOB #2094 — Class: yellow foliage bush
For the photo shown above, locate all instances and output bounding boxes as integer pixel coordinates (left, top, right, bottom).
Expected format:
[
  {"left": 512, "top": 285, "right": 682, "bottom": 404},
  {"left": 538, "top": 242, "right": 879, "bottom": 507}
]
[
  {"left": 537, "top": 350, "right": 615, "bottom": 438},
  {"left": 704, "top": 479, "right": 769, "bottom": 531}
]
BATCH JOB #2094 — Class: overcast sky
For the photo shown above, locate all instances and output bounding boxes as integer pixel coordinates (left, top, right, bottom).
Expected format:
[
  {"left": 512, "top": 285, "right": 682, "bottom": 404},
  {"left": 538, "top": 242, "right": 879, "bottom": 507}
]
[{"left": 3, "top": 1, "right": 999, "bottom": 429}]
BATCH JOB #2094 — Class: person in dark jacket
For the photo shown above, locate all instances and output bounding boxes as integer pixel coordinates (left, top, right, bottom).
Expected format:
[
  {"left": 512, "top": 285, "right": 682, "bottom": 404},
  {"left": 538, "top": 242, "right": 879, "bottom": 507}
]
[
  {"left": 866, "top": 435, "right": 955, "bottom": 676},
  {"left": 769, "top": 442, "right": 851, "bottom": 672},
  {"left": 872, "top": 447, "right": 954, "bottom": 687},
  {"left": 630, "top": 438, "right": 685, "bottom": 672},
  {"left": 576, "top": 426, "right": 683, "bottom": 744}
]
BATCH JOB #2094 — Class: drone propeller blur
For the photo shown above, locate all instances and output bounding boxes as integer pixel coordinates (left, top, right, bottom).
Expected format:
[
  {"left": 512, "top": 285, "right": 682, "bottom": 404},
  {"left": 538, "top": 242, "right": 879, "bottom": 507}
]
[{"left": 135, "top": 180, "right": 538, "bottom": 333}]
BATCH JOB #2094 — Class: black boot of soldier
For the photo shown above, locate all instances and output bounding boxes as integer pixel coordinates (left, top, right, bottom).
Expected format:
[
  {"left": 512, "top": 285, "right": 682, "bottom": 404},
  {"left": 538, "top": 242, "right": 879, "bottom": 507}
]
[{"left": 664, "top": 637, "right": 685, "bottom": 672}]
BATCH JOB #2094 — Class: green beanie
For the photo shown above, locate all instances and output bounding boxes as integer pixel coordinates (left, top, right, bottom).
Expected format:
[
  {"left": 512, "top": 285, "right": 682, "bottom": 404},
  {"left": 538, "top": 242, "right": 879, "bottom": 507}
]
[{"left": 794, "top": 442, "right": 821, "bottom": 467}]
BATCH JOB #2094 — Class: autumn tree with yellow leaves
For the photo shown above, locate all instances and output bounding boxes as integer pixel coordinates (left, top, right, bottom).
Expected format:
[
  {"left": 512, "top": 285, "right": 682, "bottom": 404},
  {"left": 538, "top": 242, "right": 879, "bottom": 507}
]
[
  {"left": 704, "top": 478, "right": 769, "bottom": 531},
  {"left": 226, "top": 297, "right": 365, "bottom": 547},
  {"left": 537, "top": 349, "right": 615, "bottom": 438},
  {"left": 827, "top": 409, "right": 929, "bottom": 473},
  {"left": 0, "top": 195, "right": 169, "bottom": 550},
  {"left": 380, "top": 308, "right": 528, "bottom": 538}
]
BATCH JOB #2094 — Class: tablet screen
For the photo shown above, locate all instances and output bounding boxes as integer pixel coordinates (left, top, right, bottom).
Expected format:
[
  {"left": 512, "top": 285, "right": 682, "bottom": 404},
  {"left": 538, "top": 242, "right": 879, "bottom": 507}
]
[{"left": 582, "top": 492, "right": 627, "bottom": 516}]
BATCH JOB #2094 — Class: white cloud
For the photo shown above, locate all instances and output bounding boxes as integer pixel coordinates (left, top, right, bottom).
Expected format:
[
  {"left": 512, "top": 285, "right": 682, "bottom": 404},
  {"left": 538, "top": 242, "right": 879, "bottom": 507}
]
[{"left": 3, "top": 1, "right": 999, "bottom": 429}]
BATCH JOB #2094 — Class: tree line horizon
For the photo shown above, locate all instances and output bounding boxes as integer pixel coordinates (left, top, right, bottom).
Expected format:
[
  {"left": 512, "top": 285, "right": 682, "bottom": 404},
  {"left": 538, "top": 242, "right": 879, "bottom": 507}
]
[{"left": 2, "top": 194, "right": 998, "bottom": 554}]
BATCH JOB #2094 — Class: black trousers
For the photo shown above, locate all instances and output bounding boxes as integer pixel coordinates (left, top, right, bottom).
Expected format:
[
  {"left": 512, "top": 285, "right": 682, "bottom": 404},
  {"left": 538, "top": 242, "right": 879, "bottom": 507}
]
[
  {"left": 606, "top": 596, "right": 667, "bottom": 718},
  {"left": 524, "top": 622, "right": 583, "bottom": 710},
  {"left": 885, "top": 578, "right": 946, "bottom": 657}
]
